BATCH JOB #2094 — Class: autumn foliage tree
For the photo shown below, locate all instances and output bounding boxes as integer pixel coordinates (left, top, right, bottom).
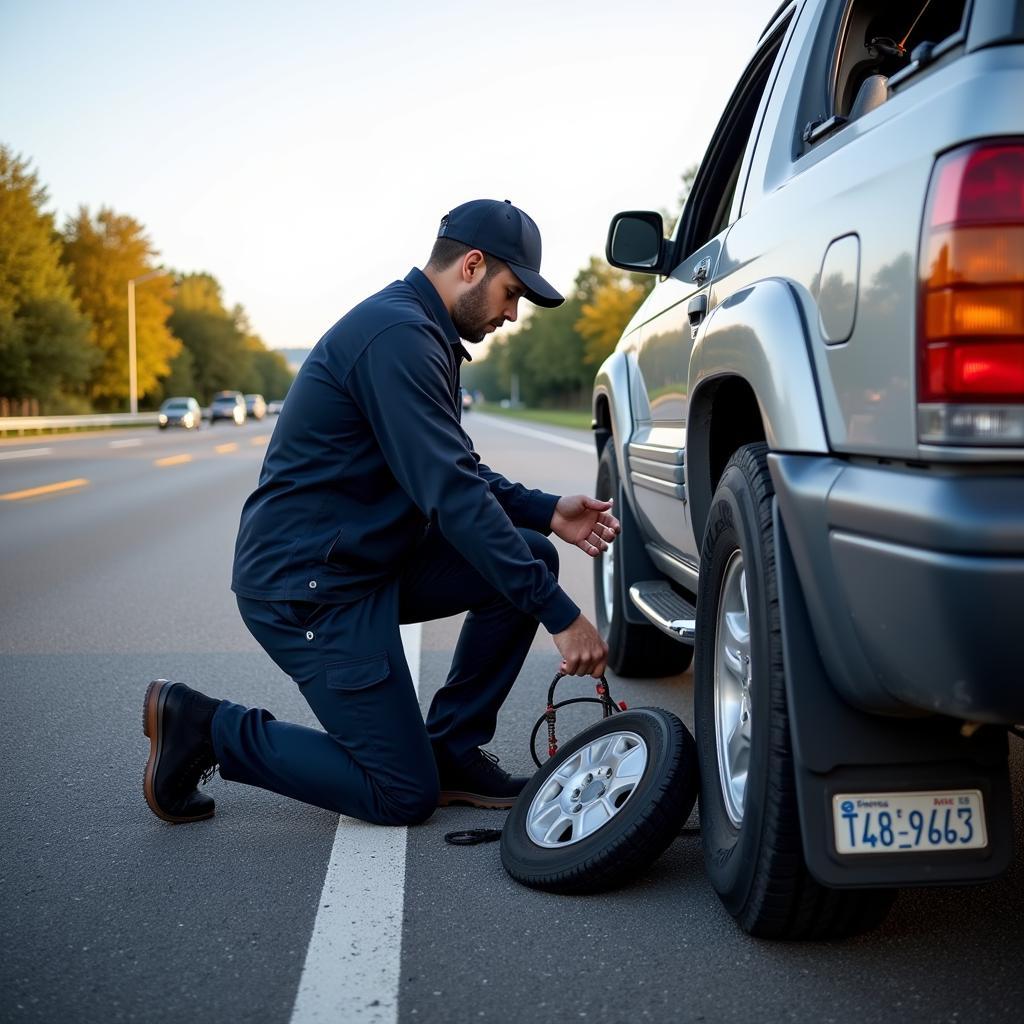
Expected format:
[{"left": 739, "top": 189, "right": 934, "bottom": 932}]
[
  {"left": 167, "top": 272, "right": 292, "bottom": 403},
  {"left": 0, "top": 146, "right": 95, "bottom": 411},
  {"left": 62, "top": 207, "right": 180, "bottom": 409},
  {"left": 465, "top": 165, "right": 699, "bottom": 408},
  {"left": 575, "top": 265, "right": 653, "bottom": 369}
]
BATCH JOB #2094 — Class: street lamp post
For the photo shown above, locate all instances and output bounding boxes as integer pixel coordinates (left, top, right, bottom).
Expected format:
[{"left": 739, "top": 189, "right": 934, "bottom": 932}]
[{"left": 127, "top": 268, "right": 172, "bottom": 415}]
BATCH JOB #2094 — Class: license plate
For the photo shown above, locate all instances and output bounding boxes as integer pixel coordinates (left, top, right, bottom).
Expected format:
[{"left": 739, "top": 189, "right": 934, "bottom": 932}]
[{"left": 832, "top": 790, "right": 987, "bottom": 855}]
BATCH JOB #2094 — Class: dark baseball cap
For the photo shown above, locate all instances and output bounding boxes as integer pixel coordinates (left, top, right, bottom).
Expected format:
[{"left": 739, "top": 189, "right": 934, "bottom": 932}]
[{"left": 437, "top": 199, "right": 564, "bottom": 308}]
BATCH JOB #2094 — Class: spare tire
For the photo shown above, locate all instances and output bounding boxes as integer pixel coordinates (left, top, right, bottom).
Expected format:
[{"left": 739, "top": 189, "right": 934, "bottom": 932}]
[{"left": 500, "top": 707, "right": 697, "bottom": 894}]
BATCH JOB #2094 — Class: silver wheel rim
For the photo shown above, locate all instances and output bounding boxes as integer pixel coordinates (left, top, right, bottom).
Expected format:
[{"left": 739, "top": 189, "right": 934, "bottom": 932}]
[
  {"left": 714, "top": 550, "right": 752, "bottom": 828},
  {"left": 526, "top": 731, "right": 648, "bottom": 848},
  {"left": 600, "top": 538, "right": 615, "bottom": 624}
]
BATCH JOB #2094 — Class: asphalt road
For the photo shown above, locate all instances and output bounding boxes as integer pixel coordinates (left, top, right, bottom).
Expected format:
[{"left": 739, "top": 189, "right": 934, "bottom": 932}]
[{"left": 1, "top": 413, "right": 1022, "bottom": 1024}]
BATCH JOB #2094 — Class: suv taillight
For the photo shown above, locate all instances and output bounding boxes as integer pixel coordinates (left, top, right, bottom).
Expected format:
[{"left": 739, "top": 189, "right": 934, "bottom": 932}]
[{"left": 918, "top": 141, "right": 1024, "bottom": 445}]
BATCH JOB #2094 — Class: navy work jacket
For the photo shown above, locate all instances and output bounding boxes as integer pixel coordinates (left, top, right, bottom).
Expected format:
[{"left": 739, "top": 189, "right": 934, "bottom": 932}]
[{"left": 231, "top": 268, "right": 580, "bottom": 635}]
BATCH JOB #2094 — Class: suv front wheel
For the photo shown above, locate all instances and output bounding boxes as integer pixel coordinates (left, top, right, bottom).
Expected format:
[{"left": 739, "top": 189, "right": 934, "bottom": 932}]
[
  {"left": 594, "top": 444, "right": 694, "bottom": 678},
  {"left": 694, "top": 443, "right": 894, "bottom": 939}
]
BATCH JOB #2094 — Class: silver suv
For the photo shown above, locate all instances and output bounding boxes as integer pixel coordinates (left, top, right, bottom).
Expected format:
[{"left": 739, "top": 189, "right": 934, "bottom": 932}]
[{"left": 592, "top": 0, "right": 1023, "bottom": 939}]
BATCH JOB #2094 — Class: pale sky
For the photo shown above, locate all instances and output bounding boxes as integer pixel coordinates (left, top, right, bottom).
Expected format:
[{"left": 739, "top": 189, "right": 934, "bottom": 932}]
[{"left": 1, "top": 0, "right": 774, "bottom": 351}]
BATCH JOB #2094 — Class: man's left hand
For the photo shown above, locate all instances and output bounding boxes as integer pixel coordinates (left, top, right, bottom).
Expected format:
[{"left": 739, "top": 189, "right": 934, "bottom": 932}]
[{"left": 550, "top": 495, "right": 621, "bottom": 557}]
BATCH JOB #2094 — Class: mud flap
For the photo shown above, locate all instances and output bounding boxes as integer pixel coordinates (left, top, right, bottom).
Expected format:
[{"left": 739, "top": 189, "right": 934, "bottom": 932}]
[{"left": 774, "top": 501, "right": 1013, "bottom": 888}]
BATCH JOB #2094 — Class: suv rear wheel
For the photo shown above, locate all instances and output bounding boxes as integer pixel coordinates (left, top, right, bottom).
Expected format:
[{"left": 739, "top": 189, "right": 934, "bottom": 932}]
[
  {"left": 695, "top": 443, "right": 895, "bottom": 939},
  {"left": 594, "top": 444, "right": 694, "bottom": 678}
]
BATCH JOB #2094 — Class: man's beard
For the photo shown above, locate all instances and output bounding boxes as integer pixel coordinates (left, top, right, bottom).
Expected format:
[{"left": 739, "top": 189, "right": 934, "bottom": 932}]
[{"left": 451, "top": 277, "right": 496, "bottom": 343}]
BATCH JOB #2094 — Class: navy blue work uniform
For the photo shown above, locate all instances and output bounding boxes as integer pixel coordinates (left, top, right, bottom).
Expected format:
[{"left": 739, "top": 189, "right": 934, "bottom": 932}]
[{"left": 210, "top": 268, "right": 581, "bottom": 825}]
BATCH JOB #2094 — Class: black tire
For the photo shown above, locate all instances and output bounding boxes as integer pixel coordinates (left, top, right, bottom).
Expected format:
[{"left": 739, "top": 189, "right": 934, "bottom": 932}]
[
  {"left": 695, "top": 442, "right": 895, "bottom": 939},
  {"left": 594, "top": 445, "right": 694, "bottom": 678},
  {"left": 500, "top": 707, "right": 698, "bottom": 894}
]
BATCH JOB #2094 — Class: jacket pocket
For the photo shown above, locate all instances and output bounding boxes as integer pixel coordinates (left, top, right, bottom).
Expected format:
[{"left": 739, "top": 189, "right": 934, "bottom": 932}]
[
  {"left": 271, "top": 600, "right": 324, "bottom": 629},
  {"left": 325, "top": 653, "right": 390, "bottom": 691}
]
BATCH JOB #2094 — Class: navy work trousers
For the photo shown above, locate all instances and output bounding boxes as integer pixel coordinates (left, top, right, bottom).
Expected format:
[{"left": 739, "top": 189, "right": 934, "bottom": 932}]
[{"left": 211, "top": 527, "right": 559, "bottom": 825}]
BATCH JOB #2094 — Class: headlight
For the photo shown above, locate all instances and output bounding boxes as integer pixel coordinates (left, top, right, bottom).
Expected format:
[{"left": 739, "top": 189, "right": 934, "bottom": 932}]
[{"left": 159, "top": 414, "right": 167, "bottom": 424}]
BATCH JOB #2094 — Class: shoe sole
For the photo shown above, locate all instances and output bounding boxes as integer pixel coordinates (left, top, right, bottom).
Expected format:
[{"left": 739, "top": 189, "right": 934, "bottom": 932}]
[
  {"left": 437, "top": 790, "right": 517, "bottom": 810},
  {"left": 142, "top": 679, "right": 215, "bottom": 824}
]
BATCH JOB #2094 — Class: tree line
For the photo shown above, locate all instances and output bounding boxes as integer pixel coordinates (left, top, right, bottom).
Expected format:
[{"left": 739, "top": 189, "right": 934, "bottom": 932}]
[
  {"left": 0, "top": 144, "right": 292, "bottom": 416},
  {"left": 462, "top": 168, "right": 696, "bottom": 410}
]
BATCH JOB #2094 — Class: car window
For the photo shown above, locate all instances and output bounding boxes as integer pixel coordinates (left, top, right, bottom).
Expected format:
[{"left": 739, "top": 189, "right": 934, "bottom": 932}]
[
  {"left": 803, "top": 0, "right": 967, "bottom": 147},
  {"left": 673, "top": 10, "right": 793, "bottom": 263}
]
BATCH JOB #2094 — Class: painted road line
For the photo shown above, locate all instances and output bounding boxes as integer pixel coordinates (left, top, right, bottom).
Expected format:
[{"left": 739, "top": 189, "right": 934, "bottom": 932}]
[
  {"left": 250, "top": 435, "right": 270, "bottom": 446},
  {"left": 289, "top": 621, "right": 421, "bottom": 1024},
  {"left": 0, "top": 447, "right": 54, "bottom": 461},
  {"left": 109, "top": 438, "right": 143, "bottom": 448},
  {"left": 215, "top": 443, "right": 238, "bottom": 454},
  {"left": 154, "top": 453, "right": 192, "bottom": 467},
  {"left": 476, "top": 413, "right": 594, "bottom": 454},
  {"left": 1, "top": 477, "right": 89, "bottom": 502}
]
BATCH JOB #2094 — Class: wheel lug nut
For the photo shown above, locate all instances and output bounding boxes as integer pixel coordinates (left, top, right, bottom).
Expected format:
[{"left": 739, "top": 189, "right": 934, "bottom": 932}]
[{"left": 572, "top": 803, "right": 583, "bottom": 813}]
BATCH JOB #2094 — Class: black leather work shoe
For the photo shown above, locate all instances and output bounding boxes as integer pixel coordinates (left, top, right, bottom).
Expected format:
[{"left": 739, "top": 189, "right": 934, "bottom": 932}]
[
  {"left": 437, "top": 749, "right": 530, "bottom": 809},
  {"left": 143, "top": 679, "right": 221, "bottom": 823}
]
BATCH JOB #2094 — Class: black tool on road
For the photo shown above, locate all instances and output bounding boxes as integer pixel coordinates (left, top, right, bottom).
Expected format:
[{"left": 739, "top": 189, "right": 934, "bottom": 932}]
[{"left": 443, "top": 828, "right": 503, "bottom": 845}]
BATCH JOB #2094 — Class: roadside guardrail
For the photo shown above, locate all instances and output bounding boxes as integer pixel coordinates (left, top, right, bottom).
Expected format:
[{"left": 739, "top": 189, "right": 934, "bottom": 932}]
[{"left": 0, "top": 413, "right": 162, "bottom": 436}]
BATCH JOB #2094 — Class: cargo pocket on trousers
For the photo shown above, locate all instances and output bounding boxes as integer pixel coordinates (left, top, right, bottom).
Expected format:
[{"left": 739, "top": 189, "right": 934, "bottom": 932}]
[{"left": 325, "top": 653, "right": 391, "bottom": 691}]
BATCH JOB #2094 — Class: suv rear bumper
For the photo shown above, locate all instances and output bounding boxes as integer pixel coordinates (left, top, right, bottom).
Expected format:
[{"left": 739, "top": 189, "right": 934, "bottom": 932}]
[{"left": 769, "top": 453, "right": 1024, "bottom": 723}]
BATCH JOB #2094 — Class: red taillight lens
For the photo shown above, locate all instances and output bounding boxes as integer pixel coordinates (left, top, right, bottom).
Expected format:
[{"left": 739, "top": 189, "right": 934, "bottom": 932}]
[
  {"left": 930, "top": 146, "right": 1024, "bottom": 226},
  {"left": 919, "top": 142, "right": 1024, "bottom": 412},
  {"left": 926, "top": 342, "right": 1024, "bottom": 398}
]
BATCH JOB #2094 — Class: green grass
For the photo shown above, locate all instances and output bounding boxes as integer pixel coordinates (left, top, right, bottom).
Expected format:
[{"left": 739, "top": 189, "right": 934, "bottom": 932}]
[{"left": 475, "top": 404, "right": 592, "bottom": 431}]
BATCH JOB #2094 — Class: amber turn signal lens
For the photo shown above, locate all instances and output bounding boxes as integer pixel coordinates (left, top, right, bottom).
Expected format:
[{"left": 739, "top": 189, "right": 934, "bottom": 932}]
[
  {"left": 925, "top": 226, "right": 1024, "bottom": 288},
  {"left": 924, "top": 286, "right": 1024, "bottom": 340}
]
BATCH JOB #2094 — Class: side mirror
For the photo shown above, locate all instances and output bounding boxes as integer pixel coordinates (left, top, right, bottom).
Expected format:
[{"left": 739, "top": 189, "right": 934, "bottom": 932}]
[{"left": 606, "top": 211, "right": 665, "bottom": 274}]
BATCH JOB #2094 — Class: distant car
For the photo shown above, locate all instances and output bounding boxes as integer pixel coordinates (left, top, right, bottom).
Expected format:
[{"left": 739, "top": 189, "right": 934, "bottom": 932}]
[
  {"left": 158, "top": 397, "right": 201, "bottom": 430},
  {"left": 459, "top": 386, "right": 473, "bottom": 414},
  {"left": 245, "top": 393, "right": 267, "bottom": 420},
  {"left": 267, "top": 399, "right": 285, "bottom": 415},
  {"left": 210, "top": 391, "right": 247, "bottom": 425}
]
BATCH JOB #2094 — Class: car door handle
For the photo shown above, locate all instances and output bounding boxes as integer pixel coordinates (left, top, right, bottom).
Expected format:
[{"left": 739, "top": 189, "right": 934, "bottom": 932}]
[{"left": 687, "top": 294, "right": 708, "bottom": 327}]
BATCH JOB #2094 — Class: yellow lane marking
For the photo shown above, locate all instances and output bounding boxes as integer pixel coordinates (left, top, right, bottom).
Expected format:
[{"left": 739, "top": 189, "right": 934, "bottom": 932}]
[
  {"left": 1, "top": 477, "right": 89, "bottom": 502},
  {"left": 250, "top": 435, "right": 269, "bottom": 446},
  {"left": 215, "top": 443, "right": 238, "bottom": 454},
  {"left": 154, "top": 453, "right": 192, "bottom": 467}
]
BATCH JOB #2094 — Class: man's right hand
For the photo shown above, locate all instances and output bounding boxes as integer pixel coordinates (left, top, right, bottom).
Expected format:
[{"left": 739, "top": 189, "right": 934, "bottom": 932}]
[{"left": 553, "top": 614, "right": 609, "bottom": 678}]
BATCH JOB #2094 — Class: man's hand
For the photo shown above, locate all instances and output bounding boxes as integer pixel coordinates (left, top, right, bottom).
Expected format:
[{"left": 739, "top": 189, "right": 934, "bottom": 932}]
[
  {"left": 553, "top": 614, "right": 608, "bottom": 678},
  {"left": 550, "top": 495, "right": 621, "bottom": 557}
]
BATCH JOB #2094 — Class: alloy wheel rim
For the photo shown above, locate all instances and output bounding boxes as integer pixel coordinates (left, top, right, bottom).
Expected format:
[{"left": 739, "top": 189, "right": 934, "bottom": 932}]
[
  {"left": 526, "top": 731, "right": 648, "bottom": 848},
  {"left": 714, "top": 550, "right": 752, "bottom": 828},
  {"left": 600, "top": 538, "right": 616, "bottom": 624}
]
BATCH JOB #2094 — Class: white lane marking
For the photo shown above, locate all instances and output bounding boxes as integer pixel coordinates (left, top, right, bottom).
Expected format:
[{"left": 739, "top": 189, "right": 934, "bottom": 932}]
[
  {"left": 289, "top": 621, "right": 422, "bottom": 1024},
  {"left": 474, "top": 413, "right": 594, "bottom": 454},
  {"left": 0, "top": 447, "right": 53, "bottom": 461},
  {"left": 109, "top": 438, "right": 143, "bottom": 448}
]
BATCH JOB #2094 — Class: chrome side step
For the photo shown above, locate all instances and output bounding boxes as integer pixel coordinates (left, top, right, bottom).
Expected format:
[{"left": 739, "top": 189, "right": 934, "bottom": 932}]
[{"left": 628, "top": 581, "right": 696, "bottom": 644}]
